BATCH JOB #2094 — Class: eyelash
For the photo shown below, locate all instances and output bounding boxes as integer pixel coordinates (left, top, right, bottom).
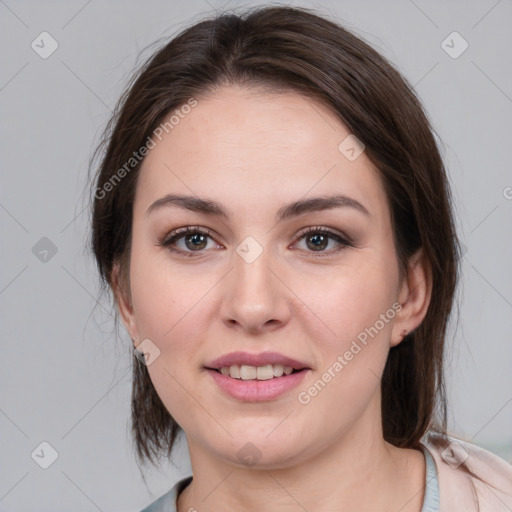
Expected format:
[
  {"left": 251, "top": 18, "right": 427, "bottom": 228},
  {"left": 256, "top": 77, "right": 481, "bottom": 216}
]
[{"left": 157, "top": 225, "right": 353, "bottom": 258}]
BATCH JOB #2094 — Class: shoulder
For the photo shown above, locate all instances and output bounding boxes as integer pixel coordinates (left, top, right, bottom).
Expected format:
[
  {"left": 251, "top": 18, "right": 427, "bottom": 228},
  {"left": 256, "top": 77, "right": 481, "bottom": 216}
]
[
  {"left": 140, "top": 476, "right": 193, "bottom": 512},
  {"left": 423, "top": 431, "right": 512, "bottom": 512}
]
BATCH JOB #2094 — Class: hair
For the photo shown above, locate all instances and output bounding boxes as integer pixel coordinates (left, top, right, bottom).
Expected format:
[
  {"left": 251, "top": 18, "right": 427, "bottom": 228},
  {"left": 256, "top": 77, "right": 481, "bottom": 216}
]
[{"left": 89, "top": 4, "right": 488, "bottom": 495}]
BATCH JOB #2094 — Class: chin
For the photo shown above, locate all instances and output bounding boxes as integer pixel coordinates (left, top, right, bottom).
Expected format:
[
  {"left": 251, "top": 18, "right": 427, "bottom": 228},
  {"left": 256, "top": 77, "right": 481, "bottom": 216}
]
[{"left": 211, "top": 433, "right": 307, "bottom": 470}]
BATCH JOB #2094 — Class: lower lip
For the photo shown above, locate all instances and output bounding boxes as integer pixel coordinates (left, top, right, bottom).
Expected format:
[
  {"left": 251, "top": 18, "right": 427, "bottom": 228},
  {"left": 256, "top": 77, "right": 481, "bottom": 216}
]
[{"left": 205, "top": 368, "right": 310, "bottom": 401}]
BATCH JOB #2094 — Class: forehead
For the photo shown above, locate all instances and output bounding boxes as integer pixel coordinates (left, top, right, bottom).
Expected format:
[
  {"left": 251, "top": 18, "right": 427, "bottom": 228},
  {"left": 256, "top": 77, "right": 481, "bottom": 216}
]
[{"left": 135, "top": 85, "right": 388, "bottom": 223}]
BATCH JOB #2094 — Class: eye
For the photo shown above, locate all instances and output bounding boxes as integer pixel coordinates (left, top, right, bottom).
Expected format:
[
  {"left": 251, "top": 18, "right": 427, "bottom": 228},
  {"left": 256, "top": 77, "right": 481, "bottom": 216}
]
[
  {"left": 157, "top": 225, "right": 352, "bottom": 258},
  {"left": 157, "top": 226, "right": 221, "bottom": 257},
  {"left": 293, "top": 226, "right": 352, "bottom": 256}
]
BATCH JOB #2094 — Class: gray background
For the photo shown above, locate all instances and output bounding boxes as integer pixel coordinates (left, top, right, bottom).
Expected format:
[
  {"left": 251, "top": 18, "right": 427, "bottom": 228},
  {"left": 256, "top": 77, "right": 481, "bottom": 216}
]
[{"left": 1, "top": 0, "right": 511, "bottom": 510}]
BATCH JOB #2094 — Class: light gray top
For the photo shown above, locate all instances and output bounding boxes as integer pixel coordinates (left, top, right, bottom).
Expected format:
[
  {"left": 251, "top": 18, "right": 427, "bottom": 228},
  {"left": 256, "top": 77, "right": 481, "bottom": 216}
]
[{"left": 140, "top": 444, "right": 439, "bottom": 512}]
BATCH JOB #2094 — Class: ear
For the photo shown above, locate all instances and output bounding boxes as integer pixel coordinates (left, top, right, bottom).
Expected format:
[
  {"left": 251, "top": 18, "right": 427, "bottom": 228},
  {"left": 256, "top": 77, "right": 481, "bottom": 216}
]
[
  {"left": 390, "top": 247, "right": 432, "bottom": 347},
  {"left": 111, "top": 261, "right": 140, "bottom": 345}
]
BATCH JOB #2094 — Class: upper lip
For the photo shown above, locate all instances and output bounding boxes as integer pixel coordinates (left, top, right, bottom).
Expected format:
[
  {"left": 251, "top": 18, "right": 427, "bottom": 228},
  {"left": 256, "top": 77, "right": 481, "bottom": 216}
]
[{"left": 205, "top": 351, "right": 310, "bottom": 370}]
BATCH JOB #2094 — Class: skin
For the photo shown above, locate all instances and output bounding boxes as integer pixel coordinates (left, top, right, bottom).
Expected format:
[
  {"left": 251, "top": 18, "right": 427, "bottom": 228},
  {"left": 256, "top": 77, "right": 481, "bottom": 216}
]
[{"left": 114, "top": 85, "right": 433, "bottom": 511}]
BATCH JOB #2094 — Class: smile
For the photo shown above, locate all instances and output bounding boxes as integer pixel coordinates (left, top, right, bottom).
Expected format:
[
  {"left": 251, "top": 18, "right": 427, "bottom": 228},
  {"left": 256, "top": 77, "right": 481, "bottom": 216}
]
[
  {"left": 206, "top": 366, "right": 310, "bottom": 401},
  {"left": 218, "top": 364, "right": 299, "bottom": 380}
]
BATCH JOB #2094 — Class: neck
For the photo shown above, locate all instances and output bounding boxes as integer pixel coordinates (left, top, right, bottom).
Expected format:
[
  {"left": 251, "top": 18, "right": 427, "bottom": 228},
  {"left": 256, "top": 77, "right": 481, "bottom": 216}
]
[{"left": 177, "top": 416, "right": 425, "bottom": 512}]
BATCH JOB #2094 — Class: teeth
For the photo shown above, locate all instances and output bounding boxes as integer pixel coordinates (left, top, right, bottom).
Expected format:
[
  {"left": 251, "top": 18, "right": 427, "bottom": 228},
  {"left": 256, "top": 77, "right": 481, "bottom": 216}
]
[
  {"left": 229, "top": 365, "right": 240, "bottom": 378},
  {"left": 240, "top": 365, "right": 257, "bottom": 380},
  {"left": 256, "top": 365, "right": 274, "bottom": 380},
  {"left": 218, "top": 364, "right": 297, "bottom": 380},
  {"left": 273, "top": 364, "right": 284, "bottom": 377}
]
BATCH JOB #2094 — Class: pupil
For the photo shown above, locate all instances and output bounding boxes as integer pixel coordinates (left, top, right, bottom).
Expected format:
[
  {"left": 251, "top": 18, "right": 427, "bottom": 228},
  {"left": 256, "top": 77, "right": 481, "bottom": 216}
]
[
  {"left": 186, "top": 233, "right": 207, "bottom": 250},
  {"left": 308, "top": 233, "right": 327, "bottom": 251}
]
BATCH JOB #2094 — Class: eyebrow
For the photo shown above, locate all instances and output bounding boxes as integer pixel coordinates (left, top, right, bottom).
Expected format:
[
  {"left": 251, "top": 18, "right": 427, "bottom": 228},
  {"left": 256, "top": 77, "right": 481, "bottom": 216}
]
[{"left": 145, "top": 193, "right": 371, "bottom": 222}]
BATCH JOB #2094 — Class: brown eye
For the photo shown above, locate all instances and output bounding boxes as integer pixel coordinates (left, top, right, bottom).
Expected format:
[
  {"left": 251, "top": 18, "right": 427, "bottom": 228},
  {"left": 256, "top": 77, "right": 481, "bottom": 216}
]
[
  {"left": 183, "top": 232, "right": 208, "bottom": 251},
  {"left": 158, "top": 226, "right": 219, "bottom": 257},
  {"left": 294, "top": 227, "right": 352, "bottom": 256},
  {"left": 305, "top": 232, "right": 329, "bottom": 251}
]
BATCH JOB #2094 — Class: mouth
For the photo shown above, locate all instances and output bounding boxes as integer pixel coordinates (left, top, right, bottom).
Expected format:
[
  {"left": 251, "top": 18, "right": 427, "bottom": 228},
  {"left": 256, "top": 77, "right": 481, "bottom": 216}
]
[
  {"left": 203, "top": 351, "right": 311, "bottom": 400},
  {"left": 204, "top": 365, "right": 310, "bottom": 401},
  {"left": 206, "top": 364, "right": 307, "bottom": 381}
]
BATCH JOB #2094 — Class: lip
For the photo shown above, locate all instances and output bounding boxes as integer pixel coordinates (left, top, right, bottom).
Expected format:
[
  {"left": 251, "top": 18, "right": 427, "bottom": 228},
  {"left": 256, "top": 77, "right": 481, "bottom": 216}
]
[
  {"left": 205, "top": 367, "right": 311, "bottom": 401},
  {"left": 204, "top": 351, "right": 311, "bottom": 371}
]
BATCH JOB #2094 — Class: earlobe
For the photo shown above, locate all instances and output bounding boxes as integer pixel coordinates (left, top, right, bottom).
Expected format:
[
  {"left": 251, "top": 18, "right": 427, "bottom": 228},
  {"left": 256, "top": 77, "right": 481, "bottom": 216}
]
[
  {"left": 111, "top": 262, "right": 139, "bottom": 344},
  {"left": 391, "top": 248, "right": 432, "bottom": 347}
]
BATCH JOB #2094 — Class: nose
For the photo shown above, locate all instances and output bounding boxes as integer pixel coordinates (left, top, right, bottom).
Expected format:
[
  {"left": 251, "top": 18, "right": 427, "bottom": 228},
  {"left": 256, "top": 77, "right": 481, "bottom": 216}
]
[{"left": 220, "top": 245, "right": 292, "bottom": 334}]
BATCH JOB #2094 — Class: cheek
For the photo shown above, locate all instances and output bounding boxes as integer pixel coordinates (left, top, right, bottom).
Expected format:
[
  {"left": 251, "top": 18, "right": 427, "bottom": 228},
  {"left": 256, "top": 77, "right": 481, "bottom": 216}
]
[
  {"left": 293, "top": 265, "right": 398, "bottom": 410},
  {"left": 299, "top": 252, "right": 399, "bottom": 409},
  {"left": 128, "top": 236, "right": 208, "bottom": 340},
  {"left": 303, "top": 260, "right": 399, "bottom": 351},
  {"left": 128, "top": 243, "right": 217, "bottom": 400},
  {"left": 130, "top": 265, "right": 211, "bottom": 429},
  {"left": 293, "top": 272, "right": 397, "bottom": 433}
]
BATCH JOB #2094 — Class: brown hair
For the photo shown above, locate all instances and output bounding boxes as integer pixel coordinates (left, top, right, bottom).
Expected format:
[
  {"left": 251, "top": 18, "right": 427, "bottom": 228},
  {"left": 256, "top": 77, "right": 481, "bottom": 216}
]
[{"left": 89, "top": 4, "right": 478, "bottom": 484}]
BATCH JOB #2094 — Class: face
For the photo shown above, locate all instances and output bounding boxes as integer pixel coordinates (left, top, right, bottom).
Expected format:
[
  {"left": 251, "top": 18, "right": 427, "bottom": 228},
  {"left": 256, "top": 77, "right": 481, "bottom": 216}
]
[{"left": 116, "top": 85, "right": 424, "bottom": 469}]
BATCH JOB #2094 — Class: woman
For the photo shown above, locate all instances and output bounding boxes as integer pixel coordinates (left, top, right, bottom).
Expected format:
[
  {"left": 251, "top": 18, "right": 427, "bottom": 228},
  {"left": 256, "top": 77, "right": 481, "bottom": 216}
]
[{"left": 89, "top": 6, "right": 512, "bottom": 511}]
